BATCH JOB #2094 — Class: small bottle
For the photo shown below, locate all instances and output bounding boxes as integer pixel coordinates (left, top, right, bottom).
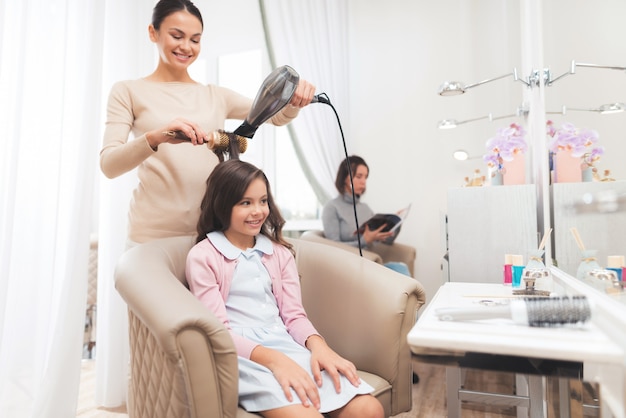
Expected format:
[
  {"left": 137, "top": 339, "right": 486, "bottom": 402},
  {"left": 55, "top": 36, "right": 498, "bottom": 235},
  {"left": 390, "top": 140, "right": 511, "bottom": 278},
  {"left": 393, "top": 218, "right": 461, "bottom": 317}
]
[
  {"left": 576, "top": 250, "right": 601, "bottom": 280},
  {"left": 511, "top": 255, "right": 524, "bottom": 288},
  {"left": 524, "top": 249, "right": 551, "bottom": 292},
  {"left": 503, "top": 254, "right": 513, "bottom": 285},
  {"left": 607, "top": 255, "right": 624, "bottom": 281}
]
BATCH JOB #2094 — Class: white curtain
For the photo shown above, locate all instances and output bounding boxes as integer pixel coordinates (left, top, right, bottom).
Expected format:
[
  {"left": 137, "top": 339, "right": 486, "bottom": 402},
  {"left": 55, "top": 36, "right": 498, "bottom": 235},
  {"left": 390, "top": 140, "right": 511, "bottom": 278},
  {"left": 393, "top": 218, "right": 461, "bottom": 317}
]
[
  {"left": 260, "top": 0, "right": 351, "bottom": 204},
  {"left": 0, "top": 0, "right": 104, "bottom": 417},
  {"left": 95, "top": 0, "right": 155, "bottom": 408}
]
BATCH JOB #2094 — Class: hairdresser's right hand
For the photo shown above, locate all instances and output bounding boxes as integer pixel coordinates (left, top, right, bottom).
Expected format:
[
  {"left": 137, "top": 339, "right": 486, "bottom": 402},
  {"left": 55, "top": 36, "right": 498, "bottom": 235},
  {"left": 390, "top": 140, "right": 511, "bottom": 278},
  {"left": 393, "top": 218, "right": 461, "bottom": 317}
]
[
  {"left": 251, "top": 345, "right": 320, "bottom": 409},
  {"left": 145, "top": 118, "right": 208, "bottom": 149},
  {"left": 363, "top": 224, "right": 394, "bottom": 245}
]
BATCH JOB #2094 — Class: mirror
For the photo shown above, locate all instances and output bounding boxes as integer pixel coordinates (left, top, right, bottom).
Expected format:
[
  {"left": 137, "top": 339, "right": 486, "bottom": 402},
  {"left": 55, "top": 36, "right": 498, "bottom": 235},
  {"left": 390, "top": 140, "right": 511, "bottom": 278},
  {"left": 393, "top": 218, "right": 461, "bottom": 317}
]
[
  {"left": 436, "top": 0, "right": 626, "bottom": 300},
  {"left": 542, "top": 0, "right": 626, "bottom": 286}
]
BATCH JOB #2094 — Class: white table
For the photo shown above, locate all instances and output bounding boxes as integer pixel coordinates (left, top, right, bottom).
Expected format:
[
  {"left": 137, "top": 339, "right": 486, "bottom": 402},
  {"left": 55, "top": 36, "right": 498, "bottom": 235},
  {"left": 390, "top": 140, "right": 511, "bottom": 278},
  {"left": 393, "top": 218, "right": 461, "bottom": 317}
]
[{"left": 407, "top": 282, "right": 624, "bottom": 417}]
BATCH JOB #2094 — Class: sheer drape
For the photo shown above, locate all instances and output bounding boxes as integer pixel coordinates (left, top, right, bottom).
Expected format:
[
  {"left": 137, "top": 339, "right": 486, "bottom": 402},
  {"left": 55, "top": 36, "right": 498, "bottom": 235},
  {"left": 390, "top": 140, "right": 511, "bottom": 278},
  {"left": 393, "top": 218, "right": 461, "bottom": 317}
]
[
  {"left": 95, "top": 0, "right": 155, "bottom": 408},
  {"left": 0, "top": 1, "right": 104, "bottom": 417},
  {"left": 260, "top": 0, "right": 350, "bottom": 204}
]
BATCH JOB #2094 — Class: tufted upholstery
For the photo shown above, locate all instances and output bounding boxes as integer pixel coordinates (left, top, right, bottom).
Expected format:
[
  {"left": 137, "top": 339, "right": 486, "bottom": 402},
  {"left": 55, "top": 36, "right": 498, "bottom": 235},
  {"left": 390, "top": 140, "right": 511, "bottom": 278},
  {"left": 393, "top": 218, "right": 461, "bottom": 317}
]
[
  {"left": 299, "top": 229, "right": 417, "bottom": 277},
  {"left": 115, "top": 235, "right": 425, "bottom": 418},
  {"left": 83, "top": 234, "right": 98, "bottom": 358}
]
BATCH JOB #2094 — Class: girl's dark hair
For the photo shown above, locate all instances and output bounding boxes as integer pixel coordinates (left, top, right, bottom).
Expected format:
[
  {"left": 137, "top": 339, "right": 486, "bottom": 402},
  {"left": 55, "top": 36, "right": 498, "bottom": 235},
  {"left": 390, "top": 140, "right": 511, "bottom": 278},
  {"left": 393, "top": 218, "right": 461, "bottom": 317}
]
[
  {"left": 152, "top": 0, "right": 203, "bottom": 30},
  {"left": 334, "top": 155, "right": 369, "bottom": 195},
  {"left": 196, "top": 160, "right": 292, "bottom": 252}
]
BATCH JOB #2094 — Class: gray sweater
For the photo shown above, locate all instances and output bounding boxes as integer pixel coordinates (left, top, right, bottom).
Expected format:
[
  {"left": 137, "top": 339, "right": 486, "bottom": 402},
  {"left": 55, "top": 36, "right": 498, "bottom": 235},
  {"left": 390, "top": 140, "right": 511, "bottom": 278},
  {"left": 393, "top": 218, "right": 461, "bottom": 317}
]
[{"left": 321, "top": 194, "right": 374, "bottom": 248}]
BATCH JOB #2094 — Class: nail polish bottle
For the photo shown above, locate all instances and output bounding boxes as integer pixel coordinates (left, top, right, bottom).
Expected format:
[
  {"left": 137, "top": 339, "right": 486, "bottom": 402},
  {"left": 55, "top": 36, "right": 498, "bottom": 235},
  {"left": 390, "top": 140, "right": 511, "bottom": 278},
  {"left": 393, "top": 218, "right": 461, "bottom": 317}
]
[
  {"left": 607, "top": 255, "right": 624, "bottom": 281},
  {"left": 511, "top": 255, "right": 524, "bottom": 288},
  {"left": 503, "top": 254, "right": 513, "bottom": 286}
]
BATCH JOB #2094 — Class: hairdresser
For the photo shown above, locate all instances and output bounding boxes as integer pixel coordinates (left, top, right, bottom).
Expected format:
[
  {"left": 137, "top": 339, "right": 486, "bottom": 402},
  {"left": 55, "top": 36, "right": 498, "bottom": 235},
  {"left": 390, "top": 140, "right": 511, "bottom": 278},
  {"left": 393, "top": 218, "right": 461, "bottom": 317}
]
[{"left": 100, "top": 0, "right": 315, "bottom": 246}]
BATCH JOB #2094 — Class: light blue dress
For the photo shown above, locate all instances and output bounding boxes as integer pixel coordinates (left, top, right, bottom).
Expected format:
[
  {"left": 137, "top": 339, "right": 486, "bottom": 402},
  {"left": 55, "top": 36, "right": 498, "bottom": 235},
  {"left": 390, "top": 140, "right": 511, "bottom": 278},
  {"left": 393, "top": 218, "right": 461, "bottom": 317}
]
[{"left": 210, "top": 233, "right": 373, "bottom": 413}]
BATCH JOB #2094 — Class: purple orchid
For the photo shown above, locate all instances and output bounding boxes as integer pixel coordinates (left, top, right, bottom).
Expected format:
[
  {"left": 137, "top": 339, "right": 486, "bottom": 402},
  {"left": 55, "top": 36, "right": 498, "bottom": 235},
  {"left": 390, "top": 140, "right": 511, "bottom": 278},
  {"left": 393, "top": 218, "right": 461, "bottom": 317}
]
[
  {"left": 483, "top": 123, "right": 527, "bottom": 171},
  {"left": 547, "top": 121, "right": 600, "bottom": 157}
]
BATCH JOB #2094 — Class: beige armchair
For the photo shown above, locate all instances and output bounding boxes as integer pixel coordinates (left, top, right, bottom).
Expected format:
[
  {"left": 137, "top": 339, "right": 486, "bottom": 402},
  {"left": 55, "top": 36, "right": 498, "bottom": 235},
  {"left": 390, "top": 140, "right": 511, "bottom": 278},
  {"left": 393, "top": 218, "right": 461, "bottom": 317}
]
[
  {"left": 115, "top": 235, "right": 425, "bottom": 418},
  {"left": 300, "top": 229, "right": 416, "bottom": 277}
]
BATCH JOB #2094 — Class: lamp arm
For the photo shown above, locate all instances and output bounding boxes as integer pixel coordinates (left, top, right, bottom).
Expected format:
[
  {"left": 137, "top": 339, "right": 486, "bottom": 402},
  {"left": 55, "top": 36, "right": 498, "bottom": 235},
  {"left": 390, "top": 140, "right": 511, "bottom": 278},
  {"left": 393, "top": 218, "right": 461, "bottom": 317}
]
[
  {"left": 491, "top": 113, "right": 518, "bottom": 121},
  {"left": 566, "top": 107, "right": 598, "bottom": 113},
  {"left": 439, "top": 110, "right": 524, "bottom": 130},
  {"left": 546, "top": 70, "right": 573, "bottom": 86},
  {"left": 456, "top": 114, "right": 492, "bottom": 125},
  {"left": 463, "top": 71, "right": 516, "bottom": 91},
  {"left": 546, "top": 60, "right": 577, "bottom": 86},
  {"left": 575, "top": 62, "right": 626, "bottom": 71},
  {"left": 512, "top": 68, "right": 531, "bottom": 87},
  {"left": 546, "top": 106, "right": 567, "bottom": 116}
]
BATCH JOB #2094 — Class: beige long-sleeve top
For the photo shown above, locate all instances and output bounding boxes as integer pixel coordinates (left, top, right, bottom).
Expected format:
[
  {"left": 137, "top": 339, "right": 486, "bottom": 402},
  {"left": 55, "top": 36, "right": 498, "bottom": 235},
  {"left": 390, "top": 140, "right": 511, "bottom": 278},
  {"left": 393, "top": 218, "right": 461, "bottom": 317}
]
[{"left": 100, "top": 79, "right": 299, "bottom": 243}]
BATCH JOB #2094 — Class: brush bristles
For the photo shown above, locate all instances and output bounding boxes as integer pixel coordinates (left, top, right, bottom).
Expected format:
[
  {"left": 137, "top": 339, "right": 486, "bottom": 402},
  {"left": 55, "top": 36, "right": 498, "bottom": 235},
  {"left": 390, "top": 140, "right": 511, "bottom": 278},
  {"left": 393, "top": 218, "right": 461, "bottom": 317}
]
[
  {"left": 210, "top": 131, "right": 248, "bottom": 153},
  {"left": 524, "top": 296, "right": 590, "bottom": 326}
]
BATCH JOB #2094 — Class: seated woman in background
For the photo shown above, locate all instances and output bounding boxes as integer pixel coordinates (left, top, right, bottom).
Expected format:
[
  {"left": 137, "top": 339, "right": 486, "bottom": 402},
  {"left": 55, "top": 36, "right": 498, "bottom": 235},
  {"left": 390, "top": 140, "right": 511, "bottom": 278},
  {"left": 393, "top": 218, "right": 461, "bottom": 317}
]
[{"left": 321, "top": 155, "right": 411, "bottom": 277}]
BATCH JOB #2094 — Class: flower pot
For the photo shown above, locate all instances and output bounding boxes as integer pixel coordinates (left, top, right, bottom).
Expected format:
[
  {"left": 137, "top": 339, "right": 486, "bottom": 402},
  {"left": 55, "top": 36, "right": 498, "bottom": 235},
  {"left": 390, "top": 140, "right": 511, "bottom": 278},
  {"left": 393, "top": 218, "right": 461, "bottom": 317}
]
[
  {"left": 582, "top": 167, "right": 594, "bottom": 182},
  {"left": 502, "top": 154, "right": 525, "bottom": 185},
  {"left": 490, "top": 171, "right": 503, "bottom": 186},
  {"left": 554, "top": 149, "right": 582, "bottom": 183}
]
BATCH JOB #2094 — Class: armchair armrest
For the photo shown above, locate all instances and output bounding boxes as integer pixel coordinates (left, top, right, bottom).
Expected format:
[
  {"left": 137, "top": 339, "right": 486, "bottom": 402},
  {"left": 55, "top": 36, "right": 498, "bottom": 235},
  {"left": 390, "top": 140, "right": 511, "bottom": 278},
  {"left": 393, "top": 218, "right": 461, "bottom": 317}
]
[
  {"left": 115, "top": 236, "right": 239, "bottom": 418},
  {"left": 372, "top": 241, "right": 416, "bottom": 277}
]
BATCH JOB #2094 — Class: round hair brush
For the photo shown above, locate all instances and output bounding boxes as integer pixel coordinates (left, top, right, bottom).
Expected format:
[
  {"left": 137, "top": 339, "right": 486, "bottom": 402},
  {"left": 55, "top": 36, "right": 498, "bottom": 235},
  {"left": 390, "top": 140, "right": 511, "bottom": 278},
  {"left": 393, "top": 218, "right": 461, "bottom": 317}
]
[
  {"left": 163, "top": 129, "right": 248, "bottom": 161},
  {"left": 436, "top": 296, "right": 591, "bottom": 327},
  {"left": 207, "top": 130, "right": 248, "bottom": 154},
  {"left": 207, "top": 130, "right": 248, "bottom": 162}
]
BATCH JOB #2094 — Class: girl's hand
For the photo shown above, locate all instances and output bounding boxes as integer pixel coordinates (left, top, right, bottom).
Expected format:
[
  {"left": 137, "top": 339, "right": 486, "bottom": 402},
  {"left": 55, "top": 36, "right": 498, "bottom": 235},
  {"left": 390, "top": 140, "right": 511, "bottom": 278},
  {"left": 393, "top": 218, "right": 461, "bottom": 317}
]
[
  {"left": 145, "top": 118, "right": 208, "bottom": 149},
  {"left": 306, "top": 335, "right": 361, "bottom": 393},
  {"left": 251, "top": 345, "right": 321, "bottom": 409},
  {"left": 290, "top": 79, "right": 316, "bottom": 108}
]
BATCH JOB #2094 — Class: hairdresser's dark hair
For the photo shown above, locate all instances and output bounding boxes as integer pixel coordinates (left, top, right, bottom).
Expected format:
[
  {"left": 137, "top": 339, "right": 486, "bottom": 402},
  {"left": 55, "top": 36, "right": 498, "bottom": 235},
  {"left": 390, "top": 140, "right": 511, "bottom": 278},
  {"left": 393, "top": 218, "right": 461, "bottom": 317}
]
[
  {"left": 334, "top": 155, "right": 369, "bottom": 195},
  {"left": 196, "top": 160, "right": 292, "bottom": 252},
  {"left": 152, "top": 0, "right": 203, "bottom": 30}
]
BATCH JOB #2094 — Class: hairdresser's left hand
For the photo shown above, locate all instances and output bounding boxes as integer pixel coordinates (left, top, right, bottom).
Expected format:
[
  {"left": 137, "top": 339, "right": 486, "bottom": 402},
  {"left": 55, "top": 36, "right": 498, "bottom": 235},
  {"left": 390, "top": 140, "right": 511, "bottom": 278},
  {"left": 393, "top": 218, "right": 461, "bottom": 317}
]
[
  {"left": 290, "top": 79, "right": 316, "bottom": 108},
  {"left": 306, "top": 335, "right": 361, "bottom": 393}
]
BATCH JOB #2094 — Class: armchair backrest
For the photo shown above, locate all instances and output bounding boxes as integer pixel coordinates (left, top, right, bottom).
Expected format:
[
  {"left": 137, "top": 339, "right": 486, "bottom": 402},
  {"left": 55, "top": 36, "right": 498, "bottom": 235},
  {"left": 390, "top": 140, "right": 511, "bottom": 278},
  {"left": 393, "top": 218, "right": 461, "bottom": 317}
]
[
  {"left": 299, "top": 229, "right": 384, "bottom": 263},
  {"left": 299, "top": 229, "right": 417, "bottom": 277},
  {"left": 288, "top": 238, "right": 425, "bottom": 414}
]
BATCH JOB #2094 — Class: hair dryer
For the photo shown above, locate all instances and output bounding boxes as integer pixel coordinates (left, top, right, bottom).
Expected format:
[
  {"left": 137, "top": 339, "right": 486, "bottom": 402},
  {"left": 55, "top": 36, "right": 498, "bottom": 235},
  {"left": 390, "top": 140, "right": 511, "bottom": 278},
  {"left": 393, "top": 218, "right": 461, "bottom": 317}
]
[
  {"left": 233, "top": 65, "right": 300, "bottom": 138},
  {"left": 170, "top": 65, "right": 327, "bottom": 160}
]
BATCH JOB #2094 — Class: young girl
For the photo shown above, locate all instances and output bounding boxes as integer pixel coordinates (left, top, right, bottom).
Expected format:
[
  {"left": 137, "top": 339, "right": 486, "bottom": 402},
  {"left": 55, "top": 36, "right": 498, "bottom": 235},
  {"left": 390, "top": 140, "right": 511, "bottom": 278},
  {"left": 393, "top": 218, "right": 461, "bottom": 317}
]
[{"left": 186, "top": 160, "right": 383, "bottom": 418}]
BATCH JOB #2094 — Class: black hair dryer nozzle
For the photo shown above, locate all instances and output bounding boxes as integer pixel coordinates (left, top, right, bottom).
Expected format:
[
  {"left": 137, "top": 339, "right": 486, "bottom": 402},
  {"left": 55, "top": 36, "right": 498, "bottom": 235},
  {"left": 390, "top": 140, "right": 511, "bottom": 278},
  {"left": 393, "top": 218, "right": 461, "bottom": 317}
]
[{"left": 233, "top": 65, "right": 300, "bottom": 138}]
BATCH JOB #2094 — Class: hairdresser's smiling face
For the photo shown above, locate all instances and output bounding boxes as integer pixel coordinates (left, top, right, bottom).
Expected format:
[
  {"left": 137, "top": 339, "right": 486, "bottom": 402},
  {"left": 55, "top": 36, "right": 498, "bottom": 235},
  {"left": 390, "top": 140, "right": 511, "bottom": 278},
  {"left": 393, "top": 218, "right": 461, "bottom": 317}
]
[{"left": 149, "top": 10, "right": 202, "bottom": 72}]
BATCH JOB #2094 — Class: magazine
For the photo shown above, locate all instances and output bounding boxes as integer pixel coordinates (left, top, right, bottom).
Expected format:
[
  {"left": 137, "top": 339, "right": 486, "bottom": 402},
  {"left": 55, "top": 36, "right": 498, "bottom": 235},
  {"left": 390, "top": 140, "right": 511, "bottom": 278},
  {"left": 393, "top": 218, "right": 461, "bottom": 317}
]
[{"left": 356, "top": 204, "right": 411, "bottom": 244}]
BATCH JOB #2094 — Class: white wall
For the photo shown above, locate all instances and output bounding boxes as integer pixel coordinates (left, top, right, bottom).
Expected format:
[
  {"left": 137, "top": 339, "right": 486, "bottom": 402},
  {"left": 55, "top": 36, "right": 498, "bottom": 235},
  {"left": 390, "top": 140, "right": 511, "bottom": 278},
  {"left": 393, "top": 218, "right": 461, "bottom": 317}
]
[
  {"left": 97, "top": 0, "right": 626, "bottom": 307},
  {"left": 347, "top": 0, "right": 626, "bottom": 304}
]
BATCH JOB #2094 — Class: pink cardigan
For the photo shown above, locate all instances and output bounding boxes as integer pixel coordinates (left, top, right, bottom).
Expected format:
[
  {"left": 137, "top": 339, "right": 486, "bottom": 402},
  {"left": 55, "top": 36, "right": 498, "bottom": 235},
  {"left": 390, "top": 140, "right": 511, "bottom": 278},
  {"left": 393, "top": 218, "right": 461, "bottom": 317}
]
[{"left": 186, "top": 237, "right": 319, "bottom": 359}]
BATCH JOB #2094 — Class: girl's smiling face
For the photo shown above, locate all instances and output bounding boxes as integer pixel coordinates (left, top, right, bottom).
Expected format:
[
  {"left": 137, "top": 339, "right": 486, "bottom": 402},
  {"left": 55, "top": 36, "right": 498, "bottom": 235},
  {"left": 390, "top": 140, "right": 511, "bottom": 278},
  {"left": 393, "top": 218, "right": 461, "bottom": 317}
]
[
  {"left": 149, "top": 10, "right": 202, "bottom": 72},
  {"left": 225, "top": 178, "right": 270, "bottom": 250}
]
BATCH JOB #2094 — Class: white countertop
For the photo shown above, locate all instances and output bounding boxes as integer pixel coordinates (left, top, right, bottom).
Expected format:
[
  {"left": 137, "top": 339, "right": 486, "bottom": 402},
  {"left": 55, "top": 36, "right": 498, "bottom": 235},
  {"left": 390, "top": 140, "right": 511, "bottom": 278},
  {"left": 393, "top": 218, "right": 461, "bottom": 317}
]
[{"left": 408, "top": 282, "right": 624, "bottom": 365}]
